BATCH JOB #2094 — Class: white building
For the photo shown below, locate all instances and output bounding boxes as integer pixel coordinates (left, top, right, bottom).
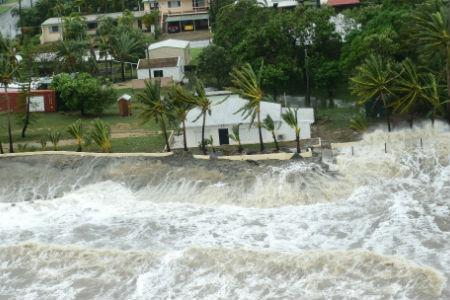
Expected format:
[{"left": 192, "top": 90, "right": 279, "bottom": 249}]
[
  {"left": 137, "top": 39, "right": 190, "bottom": 82},
  {"left": 172, "top": 91, "right": 315, "bottom": 149},
  {"left": 137, "top": 57, "right": 184, "bottom": 81}
]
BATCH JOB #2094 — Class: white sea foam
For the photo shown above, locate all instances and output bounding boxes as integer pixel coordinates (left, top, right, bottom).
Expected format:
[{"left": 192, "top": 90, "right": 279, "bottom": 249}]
[
  {"left": 0, "top": 123, "right": 449, "bottom": 298},
  {"left": 0, "top": 243, "right": 444, "bottom": 299}
]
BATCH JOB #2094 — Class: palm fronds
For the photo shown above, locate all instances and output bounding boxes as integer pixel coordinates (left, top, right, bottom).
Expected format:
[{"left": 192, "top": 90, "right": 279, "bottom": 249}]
[
  {"left": 90, "top": 119, "right": 111, "bottom": 153},
  {"left": 67, "top": 119, "right": 84, "bottom": 152}
]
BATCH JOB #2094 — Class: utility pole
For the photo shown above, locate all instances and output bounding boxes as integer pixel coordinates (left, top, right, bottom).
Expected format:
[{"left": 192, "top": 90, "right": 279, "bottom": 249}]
[
  {"left": 305, "top": 47, "right": 310, "bottom": 106},
  {"left": 18, "top": 0, "right": 23, "bottom": 43},
  {"left": 447, "top": 1, "right": 450, "bottom": 122}
]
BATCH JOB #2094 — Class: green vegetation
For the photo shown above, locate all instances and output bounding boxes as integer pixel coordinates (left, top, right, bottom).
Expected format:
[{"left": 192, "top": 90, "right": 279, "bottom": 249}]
[{"left": 190, "top": 48, "right": 203, "bottom": 64}]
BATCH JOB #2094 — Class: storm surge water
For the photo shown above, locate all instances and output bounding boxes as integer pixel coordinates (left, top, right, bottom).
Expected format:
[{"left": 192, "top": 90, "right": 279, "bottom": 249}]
[{"left": 0, "top": 122, "right": 449, "bottom": 299}]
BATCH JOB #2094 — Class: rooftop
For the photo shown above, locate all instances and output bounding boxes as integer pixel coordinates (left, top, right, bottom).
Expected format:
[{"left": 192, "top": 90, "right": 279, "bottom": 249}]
[
  {"left": 42, "top": 11, "right": 146, "bottom": 26},
  {"left": 137, "top": 57, "right": 180, "bottom": 69},
  {"left": 327, "top": 0, "right": 360, "bottom": 6},
  {"left": 148, "top": 39, "right": 190, "bottom": 50}
]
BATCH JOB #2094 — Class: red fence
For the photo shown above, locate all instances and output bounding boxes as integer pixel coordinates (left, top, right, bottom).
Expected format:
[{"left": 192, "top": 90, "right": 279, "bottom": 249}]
[{"left": 0, "top": 90, "right": 57, "bottom": 113}]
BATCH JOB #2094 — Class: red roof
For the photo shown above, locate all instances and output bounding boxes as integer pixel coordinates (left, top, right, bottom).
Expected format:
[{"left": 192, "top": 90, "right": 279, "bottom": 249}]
[{"left": 328, "top": 0, "right": 360, "bottom": 6}]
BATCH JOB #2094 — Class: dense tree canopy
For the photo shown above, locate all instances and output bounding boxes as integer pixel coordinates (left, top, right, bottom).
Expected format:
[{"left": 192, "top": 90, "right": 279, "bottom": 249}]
[{"left": 51, "top": 73, "right": 116, "bottom": 115}]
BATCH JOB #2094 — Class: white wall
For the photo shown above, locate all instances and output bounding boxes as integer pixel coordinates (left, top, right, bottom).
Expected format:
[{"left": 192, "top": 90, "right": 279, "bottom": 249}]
[
  {"left": 184, "top": 124, "right": 275, "bottom": 148},
  {"left": 137, "top": 66, "right": 183, "bottom": 81}
]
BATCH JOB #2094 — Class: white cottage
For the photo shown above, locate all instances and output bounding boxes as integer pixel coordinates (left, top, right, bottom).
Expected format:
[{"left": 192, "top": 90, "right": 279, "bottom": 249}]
[
  {"left": 137, "top": 57, "right": 184, "bottom": 81},
  {"left": 172, "top": 91, "right": 315, "bottom": 149}
]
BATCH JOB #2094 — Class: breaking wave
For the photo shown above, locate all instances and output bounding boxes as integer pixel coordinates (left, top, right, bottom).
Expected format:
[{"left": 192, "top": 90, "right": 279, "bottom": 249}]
[
  {"left": 0, "top": 243, "right": 445, "bottom": 299},
  {"left": 0, "top": 121, "right": 450, "bottom": 298}
]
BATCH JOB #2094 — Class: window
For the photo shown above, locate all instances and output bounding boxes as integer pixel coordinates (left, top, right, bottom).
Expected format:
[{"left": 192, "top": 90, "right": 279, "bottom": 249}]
[
  {"left": 168, "top": 0, "right": 181, "bottom": 8},
  {"left": 87, "top": 22, "right": 97, "bottom": 30},
  {"left": 50, "top": 25, "right": 59, "bottom": 33},
  {"left": 153, "top": 70, "right": 163, "bottom": 77}
]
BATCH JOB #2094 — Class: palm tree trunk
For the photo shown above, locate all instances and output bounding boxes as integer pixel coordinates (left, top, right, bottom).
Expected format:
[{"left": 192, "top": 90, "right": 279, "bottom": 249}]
[
  {"left": 201, "top": 112, "right": 206, "bottom": 154},
  {"left": 121, "top": 61, "right": 125, "bottom": 81},
  {"left": 160, "top": 117, "right": 171, "bottom": 152},
  {"left": 257, "top": 110, "right": 264, "bottom": 152},
  {"left": 447, "top": 5, "right": 450, "bottom": 124},
  {"left": 4, "top": 85, "right": 14, "bottom": 153},
  {"left": 182, "top": 119, "right": 187, "bottom": 151},
  {"left": 296, "top": 130, "right": 300, "bottom": 154},
  {"left": 21, "top": 81, "right": 32, "bottom": 138},
  {"left": 272, "top": 132, "right": 279, "bottom": 151},
  {"left": 381, "top": 93, "right": 391, "bottom": 132}
]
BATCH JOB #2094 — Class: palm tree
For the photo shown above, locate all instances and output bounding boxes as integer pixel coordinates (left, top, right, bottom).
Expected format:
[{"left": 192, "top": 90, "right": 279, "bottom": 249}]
[
  {"left": 350, "top": 55, "right": 397, "bottom": 132},
  {"left": 136, "top": 80, "right": 172, "bottom": 152},
  {"left": 111, "top": 30, "right": 141, "bottom": 81},
  {"left": 392, "top": 59, "right": 424, "bottom": 128},
  {"left": 48, "top": 130, "right": 61, "bottom": 151},
  {"left": 90, "top": 119, "right": 111, "bottom": 153},
  {"left": 67, "top": 119, "right": 84, "bottom": 152},
  {"left": 282, "top": 107, "right": 301, "bottom": 154},
  {"left": 229, "top": 63, "right": 265, "bottom": 151},
  {"left": 168, "top": 85, "right": 193, "bottom": 151},
  {"left": 0, "top": 53, "right": 19, "bottom": 153},
  {"left": 228, "top": 123, "right": 243, "bottom": 153},
  {"left": 174, "top": 80, "right": 212, "bottom": 154},
  {"left": 422, "top": 73, "right": 448, "bottom": 126},
  {"left": 261, "top": 114, "right": 280, "bottom": 152},
  {"left": 56, "top": 40, "right": 88, "bottom": 73},
  {"left": 413, "top": 0, "right": 450, "bottom": 122}
]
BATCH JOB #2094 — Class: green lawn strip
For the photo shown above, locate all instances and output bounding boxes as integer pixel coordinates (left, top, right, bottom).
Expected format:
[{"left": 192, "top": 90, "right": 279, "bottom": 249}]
[{"left": 190, "top": 48, "right": 203, "bottom": 65}]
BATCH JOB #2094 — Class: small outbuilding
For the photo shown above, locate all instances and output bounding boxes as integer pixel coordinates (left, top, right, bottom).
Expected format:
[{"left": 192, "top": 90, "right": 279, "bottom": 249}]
[
  {"left": 137, "top": 57, "right": 184, "bottom": 82},
  {"left": 117, "top": 94, "right": 132, "bottom": 117}
]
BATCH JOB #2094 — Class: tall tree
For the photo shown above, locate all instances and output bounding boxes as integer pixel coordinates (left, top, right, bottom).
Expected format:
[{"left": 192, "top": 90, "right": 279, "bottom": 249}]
[
  {"left": 110, "top": 30, "right": 142, "bottom": 81},
  {"left": 0, "top": 54, "right": 19, "bottom": 153},
  {"left": 168, "top": 85, "right": 193, "bottom": 151},
  {"left": 229, "top": 63, "right": 265, "bottom": 152},
  {"left": 262, "top": 114, "right": 280, "bottom": 152},
  {"left": 136, "top": 80, "right": 173, "bottom": 152},
  {"left": 174, "top": 80, "right": 212, "bottom": 154},
  {"left": 350, "top": 55, "right": 397, "bottom": 132},
  {"left": 413, "top": 0, "right": 450, "bottom": 122},
  {"left": 281, "top": 107, "right": 301, "bottom": 154}
]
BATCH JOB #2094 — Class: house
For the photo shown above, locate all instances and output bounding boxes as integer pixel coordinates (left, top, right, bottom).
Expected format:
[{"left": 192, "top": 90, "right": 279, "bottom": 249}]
[
  {"left": 40, "top": 11, "right": 147, "bottom": 44},
  {"left": 0, "top": 90, "right": 57, "bottom": 113},
  {"left": 137, "top": 39, "right": 190, "bottom": 81},
  {"left": 142, "top": 0, "right": 210, "bottom": 34},
  {"left": 172, "top": 91, "right": 315, "bottom": 149},
  {"left": 137, "top": 57, "right": 184, "bottom": 81}
]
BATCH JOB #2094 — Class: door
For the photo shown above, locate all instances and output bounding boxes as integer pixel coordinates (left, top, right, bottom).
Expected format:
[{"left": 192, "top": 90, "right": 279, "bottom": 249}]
[
  {"left": 218, "top": 128, "right": 229, "bottom": 145},
  {"left": 29, "top": 96, "right": 45, "bottom": 112}
]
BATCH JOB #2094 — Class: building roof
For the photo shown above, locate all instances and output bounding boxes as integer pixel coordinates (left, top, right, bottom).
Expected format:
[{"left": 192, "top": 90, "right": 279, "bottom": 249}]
[
  {"left": 137, "top": 57, "right": 179, "bottom": 69},
  {"left": 117, "top": 94, "right": 132, "bottom": 102},
  {"left": 41, "top": 11, "right": 146, "bottom": 26},
  {"left": 185, "top": 92, "right": 283, "bottom": 128},
  {"left": 148, "top": 39, "right": 190, "bottom": 51},
  {"left": 327, "top": 0, "right": 360, "bottom": 6}
]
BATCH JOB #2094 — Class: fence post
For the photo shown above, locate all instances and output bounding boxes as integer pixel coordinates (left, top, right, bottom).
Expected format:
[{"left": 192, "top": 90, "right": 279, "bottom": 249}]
[
  {"left": 384, "top": 142, "right": 387, "bottom": 154},
  {"left": 351, "top": 146, "right": 354, "bottom": 156},
  {"left": 420, "top": 138, "right": 423, "bottom": 149}
]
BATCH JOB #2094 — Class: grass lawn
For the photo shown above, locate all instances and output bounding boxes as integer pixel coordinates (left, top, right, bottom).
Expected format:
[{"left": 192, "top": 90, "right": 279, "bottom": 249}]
[
  {"left": 190, "top": 48, "right": 203, "bottom": 65},
  {"left": 0, "top": 87, "right": 169, "bottom": 152}
]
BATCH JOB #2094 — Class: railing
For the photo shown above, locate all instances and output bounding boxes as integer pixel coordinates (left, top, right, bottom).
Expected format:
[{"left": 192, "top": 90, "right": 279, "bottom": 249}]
[{"left": 165, "top": 6, "right": 209, "bottom": 16}]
